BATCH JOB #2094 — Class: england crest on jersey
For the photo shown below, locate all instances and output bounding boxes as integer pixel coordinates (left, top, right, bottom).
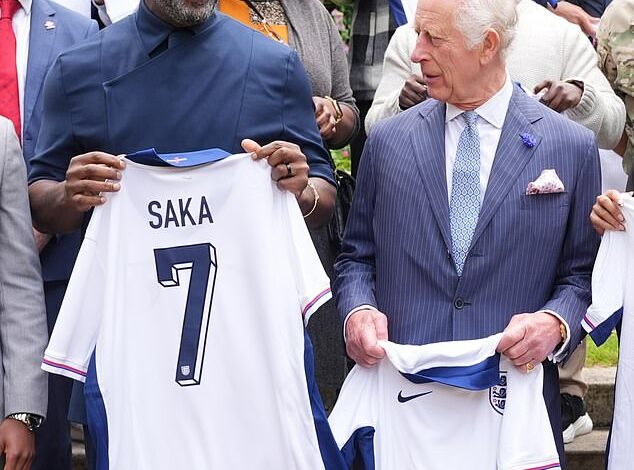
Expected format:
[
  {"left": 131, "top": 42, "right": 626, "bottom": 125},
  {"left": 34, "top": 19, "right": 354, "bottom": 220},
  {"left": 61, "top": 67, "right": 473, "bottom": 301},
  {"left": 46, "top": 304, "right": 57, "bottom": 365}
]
[{"left": 489, "top": 371, "right": 507, "bottom": 414}]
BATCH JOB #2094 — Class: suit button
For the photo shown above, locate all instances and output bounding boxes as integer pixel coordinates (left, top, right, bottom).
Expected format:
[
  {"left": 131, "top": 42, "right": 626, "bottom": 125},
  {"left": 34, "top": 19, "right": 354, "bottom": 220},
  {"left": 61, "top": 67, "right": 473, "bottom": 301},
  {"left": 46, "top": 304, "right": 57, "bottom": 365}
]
[{"left": 454, "top": 297, "right": 464, "bottom": 309}]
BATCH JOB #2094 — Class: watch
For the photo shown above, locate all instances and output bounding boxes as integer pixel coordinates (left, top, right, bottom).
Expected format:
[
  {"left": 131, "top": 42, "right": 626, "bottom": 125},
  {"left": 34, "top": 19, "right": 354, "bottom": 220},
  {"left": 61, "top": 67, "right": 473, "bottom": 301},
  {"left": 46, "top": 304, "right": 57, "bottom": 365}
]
[{"left": 7, "top": 413, "right": 43, "bottom": 432}]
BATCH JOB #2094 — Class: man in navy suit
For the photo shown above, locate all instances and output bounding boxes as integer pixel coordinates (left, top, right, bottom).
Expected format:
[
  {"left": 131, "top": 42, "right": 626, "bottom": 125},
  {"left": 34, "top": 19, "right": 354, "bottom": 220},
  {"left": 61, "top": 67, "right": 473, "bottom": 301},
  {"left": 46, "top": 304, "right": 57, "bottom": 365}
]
[
  {"left": 28, "top": 0, "right": 336, "bottom": 461},
  {"left": 0, "top": 1, "right": 96, "bottom": 468},
  {"left": 334, "top": 0, "right": 600, "bottom": 466}
]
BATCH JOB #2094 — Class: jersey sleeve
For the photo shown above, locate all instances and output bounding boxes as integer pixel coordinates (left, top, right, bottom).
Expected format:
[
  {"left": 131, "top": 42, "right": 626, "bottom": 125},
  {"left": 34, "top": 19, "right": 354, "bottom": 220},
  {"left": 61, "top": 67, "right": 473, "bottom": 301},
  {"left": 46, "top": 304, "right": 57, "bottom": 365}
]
[
  {"left": 42, "top": 237, "right": 104, "bottom": 382},
  {"left": 281, "top": 192, "right": 332, "bottom": 325},
  {"left": 582, "top": 229, "right": 627, "bottom": 346},
  {"left": 497, "top": 364, "right": 561, "bottom": 470},
  {"left": 327, "top": 365, "right": 378, "bottom": 468}
]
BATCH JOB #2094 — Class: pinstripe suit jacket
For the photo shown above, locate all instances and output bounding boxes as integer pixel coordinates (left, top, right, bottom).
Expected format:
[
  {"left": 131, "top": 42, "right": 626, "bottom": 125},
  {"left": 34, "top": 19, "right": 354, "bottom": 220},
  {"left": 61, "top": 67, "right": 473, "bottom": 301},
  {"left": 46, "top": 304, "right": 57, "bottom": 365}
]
[
  {"left": 334, "top": 84, "right": 601, "bottom": 355},
  {"left": 0, "top": 118, "right": 47, "bottom": 419}
]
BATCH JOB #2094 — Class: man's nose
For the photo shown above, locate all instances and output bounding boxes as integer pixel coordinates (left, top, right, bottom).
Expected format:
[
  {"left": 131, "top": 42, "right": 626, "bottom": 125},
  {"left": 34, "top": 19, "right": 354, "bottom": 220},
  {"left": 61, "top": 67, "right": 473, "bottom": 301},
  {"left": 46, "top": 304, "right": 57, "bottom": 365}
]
[{"left": 411, "top": 37, "right": 430, "bottom": 64}]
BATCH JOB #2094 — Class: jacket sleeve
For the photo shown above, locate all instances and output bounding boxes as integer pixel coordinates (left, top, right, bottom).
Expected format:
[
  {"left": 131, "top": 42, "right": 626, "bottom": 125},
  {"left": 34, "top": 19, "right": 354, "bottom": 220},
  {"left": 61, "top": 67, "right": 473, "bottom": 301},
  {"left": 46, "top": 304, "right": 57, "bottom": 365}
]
[
  {"left": 561, "top": 25, "right": 626, "bottom": 149},
  {"left": 333, "top": 132, "right": 379, "bottom": 322},
  {"left": 541, "top": 133, "right": 601, "bottom": 357},
  {"left": 0, "top": 120, "right": 48, "bottom": 417}
]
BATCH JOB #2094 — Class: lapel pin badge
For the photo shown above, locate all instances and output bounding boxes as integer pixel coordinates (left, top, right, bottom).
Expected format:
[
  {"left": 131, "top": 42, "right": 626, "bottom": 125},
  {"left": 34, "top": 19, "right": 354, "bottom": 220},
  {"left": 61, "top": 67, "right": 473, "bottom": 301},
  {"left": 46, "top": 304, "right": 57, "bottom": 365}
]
[
  {"left": 44, "top": 20, "right": 56, "bottom": 30},
  {"left": 519, "top": 132, "right": 536, "bottom": 148}
]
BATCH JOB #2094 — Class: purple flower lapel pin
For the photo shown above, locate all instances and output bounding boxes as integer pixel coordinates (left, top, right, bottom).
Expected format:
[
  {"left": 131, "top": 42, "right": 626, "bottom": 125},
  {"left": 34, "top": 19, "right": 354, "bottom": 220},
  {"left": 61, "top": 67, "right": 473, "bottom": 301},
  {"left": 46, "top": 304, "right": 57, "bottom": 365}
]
[{"left": 520, "top": 132, "right": 536, "bottom": 148}]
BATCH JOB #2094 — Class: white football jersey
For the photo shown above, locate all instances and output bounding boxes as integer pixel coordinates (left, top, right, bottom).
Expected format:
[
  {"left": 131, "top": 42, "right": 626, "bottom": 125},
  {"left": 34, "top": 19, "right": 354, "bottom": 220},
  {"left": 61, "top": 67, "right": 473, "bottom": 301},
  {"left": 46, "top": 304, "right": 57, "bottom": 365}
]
[
  {"left": 328, "top": 334, "right": 561, "bottom": 470},
  {"left": 583, "top": 193, "right": 634, "bottom": 470},
  {"left": 42, "top": 151, "right": 341, "bottom": 469}
]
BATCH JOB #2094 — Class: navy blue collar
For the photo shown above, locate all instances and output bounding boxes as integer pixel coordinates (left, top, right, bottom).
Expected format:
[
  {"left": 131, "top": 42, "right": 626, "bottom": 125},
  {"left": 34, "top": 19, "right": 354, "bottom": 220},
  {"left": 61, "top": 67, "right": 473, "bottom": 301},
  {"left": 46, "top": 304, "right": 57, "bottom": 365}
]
[{"left": 136, "top": 0, "right": 218, "bottom": 56}]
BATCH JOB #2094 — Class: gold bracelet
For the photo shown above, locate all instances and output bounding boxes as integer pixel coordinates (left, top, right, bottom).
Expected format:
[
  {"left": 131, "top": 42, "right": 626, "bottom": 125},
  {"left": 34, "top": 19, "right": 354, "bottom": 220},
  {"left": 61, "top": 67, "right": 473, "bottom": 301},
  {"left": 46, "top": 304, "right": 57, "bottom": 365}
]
[
  {"left": 324, "top": 96, "right": 344, "bottom": 124},
  {"left": 302, "top": 180, "right": 319, "bottom": 219}
]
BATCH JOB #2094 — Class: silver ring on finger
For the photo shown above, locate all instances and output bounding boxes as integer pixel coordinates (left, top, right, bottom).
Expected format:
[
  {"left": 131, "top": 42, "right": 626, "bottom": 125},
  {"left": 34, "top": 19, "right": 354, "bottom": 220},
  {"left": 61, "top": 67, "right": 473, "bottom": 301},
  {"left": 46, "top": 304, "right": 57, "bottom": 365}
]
[{"left": 285, "top": 162, "right": 292, "bottom": 178}]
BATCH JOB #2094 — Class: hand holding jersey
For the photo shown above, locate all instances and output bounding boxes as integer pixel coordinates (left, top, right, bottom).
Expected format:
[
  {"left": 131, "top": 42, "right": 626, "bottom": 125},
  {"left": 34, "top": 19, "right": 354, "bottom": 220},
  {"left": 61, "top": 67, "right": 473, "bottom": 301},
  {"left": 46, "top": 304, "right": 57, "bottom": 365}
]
[
  {"left": 345, "top": 309, "right": 389, "bottom": 367},
  {"left": 30, "top": 138, "right": 335, "bottom": 234},
  {"left": 242, "top": 138, "right": 336, "bottom": 227},
  {"left": 347, "top": 308, "right": 563, "bottom": 372},
  {"left": 64, "top": 152, "right": 126, "bottom": 210},
  {"left": 497, "top": 312, "right": 565, "bottom": 370},
  {"left": 29, "top": 152, "right": 126, "bottom": 234},
  {"left": 590, "top": 189, "right": 627, "bottom": 234}
]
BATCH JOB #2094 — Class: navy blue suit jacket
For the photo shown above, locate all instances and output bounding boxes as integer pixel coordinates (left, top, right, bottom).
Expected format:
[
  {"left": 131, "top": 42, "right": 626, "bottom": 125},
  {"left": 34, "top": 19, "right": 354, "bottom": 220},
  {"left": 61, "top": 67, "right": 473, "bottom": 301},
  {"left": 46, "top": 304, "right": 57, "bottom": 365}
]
[
  {"left": 25, "top": 0, "right": 97, "bottom": 283},
  {"left": 334, "top": 85, "right": 600, "bottom": 354},
  {"left": 29, "top": 7, "right": 333, "bottom": 185}
]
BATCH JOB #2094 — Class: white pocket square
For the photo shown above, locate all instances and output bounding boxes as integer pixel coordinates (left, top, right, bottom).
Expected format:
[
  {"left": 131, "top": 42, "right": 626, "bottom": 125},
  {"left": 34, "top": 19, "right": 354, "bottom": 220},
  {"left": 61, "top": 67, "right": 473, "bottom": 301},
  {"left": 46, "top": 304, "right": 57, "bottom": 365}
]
[{"left": 526, "top": 169, "right": 565, "bottom": 195}]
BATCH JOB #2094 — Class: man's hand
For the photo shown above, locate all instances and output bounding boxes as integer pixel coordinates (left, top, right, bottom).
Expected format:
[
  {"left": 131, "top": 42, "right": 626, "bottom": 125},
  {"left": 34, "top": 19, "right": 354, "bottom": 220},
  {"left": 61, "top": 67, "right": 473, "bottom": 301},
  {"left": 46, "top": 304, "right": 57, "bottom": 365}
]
[
  {"left": 242, "top": 139, "right": 309, "bottom": 198},
  {"left": 590, "top": 190, "right": 626, "bottom": 235},
  {"left": 64, "top": 152, "right": 125, "bottom": 213},
  {"left": 552, "top": 2, "right": 599, "bottom": 38},
  {"left": 496, "top": 312, "right": 563, "bottom": 371},
  {"left": 534, "top": 80, "right": 583, "bottom": 113},
  {"left": 345, "top": 309, "right": 388, "bottom": 367},
  {"left": 312, "top": 97, "right": 338, "bottom": 141},
  {"left": 32, "top": 228, "right": 52, "bottom": 253},
  {"left": 399, "top": 75, "right": 428, "bottom": 110},
  {"left": 0, "top": 419, "right": 35, "bottom": 470}
]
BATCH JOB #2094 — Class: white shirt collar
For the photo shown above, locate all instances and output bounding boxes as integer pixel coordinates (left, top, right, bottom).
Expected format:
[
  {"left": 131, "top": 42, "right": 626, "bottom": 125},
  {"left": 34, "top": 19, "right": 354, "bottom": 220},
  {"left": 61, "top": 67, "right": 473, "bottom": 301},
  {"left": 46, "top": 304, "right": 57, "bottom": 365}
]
[
  {"left": 17, "top": 0, "right": 32, "bottom": 15},
  {"left": 445, "top": 73, "right": 514, "bottom": 129}
]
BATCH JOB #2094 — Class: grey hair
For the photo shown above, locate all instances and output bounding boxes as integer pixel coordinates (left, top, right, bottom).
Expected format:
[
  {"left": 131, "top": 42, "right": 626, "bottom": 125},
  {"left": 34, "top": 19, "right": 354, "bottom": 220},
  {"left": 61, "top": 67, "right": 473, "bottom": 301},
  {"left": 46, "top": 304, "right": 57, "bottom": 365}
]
[{"left": 453, "top": 0, "right": 518, "bottom": 57}]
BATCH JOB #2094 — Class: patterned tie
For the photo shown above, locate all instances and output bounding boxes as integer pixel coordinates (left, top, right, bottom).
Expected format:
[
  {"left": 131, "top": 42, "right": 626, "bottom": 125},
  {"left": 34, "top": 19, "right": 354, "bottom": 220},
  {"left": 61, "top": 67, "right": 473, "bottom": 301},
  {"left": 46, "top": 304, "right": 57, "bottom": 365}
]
[
  {"left": 0, "top": 0, "right": 21, "bottom": 141},
  {"left": 449, "top": 111, "right": 480, "bottom": 276}
]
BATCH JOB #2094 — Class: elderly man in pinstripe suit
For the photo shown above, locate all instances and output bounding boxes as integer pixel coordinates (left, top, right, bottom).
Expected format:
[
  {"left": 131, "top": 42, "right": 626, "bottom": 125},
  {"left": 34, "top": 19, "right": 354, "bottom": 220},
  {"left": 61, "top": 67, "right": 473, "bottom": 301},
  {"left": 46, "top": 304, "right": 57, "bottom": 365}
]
[{"left": 333, "top": 0, "right": 600, "bottom": 465}]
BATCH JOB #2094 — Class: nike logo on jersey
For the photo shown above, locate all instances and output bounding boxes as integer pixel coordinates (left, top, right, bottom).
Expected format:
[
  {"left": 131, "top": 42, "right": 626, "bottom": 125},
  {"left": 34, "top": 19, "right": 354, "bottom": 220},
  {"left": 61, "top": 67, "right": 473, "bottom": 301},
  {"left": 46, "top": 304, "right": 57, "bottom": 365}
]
[{"left": 397, "top": 390, "right": 432, "bottom": 403}]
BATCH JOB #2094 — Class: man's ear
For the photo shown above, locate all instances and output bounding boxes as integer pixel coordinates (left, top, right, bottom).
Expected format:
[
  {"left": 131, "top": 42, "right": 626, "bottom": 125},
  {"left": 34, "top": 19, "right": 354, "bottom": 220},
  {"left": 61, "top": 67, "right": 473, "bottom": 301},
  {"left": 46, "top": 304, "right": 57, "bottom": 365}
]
[{"left": 480, "top": 28, "right": 501, "bottom": 64}]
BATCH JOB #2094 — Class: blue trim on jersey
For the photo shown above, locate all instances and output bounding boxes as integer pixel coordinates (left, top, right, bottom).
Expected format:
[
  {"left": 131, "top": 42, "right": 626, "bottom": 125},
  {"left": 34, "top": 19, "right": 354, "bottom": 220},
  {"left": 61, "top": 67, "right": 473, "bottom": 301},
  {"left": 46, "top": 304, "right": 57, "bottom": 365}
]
[
  {"left": 340, "top": 426, "right": 376, "bottom": 470},
  {"left": 588, "top": 308, "right": 622, "bottom": 346},
  {"left": 388, "top": 0, "right": 407, "bottom": 26},
  {"left": 401, "top": 353, "right": 500, "bottom": 391},
  {"left": 126, "top": 148, "right": 231, "bottom": 167},
  {"left": 303, "top": 330, "right": 347, "bottom": 470},
  {"left": 84, "top": 353, "right": 109, "bottom": 470}
]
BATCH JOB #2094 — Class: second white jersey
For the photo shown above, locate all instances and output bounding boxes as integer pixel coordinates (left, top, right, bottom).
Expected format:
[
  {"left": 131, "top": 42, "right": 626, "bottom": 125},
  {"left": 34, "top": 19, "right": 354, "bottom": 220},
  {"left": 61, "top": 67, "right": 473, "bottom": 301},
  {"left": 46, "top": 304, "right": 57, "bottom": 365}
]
[
  {"left": 328, "top": 334, "right": 561, "bottom": 470},
  {"left": 43, "top": 152, "right": 337, "bottom": 469},
  {"left": 583, "top": 194, "right": 634, "bottom": 470}
]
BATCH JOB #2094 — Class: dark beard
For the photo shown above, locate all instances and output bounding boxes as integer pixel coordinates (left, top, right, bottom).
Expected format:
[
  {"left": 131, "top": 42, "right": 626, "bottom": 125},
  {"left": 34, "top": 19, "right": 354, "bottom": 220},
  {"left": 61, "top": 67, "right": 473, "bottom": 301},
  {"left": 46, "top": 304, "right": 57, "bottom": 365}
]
[{"left": 156, "top": 0, "right": 217, "bottom": 26}]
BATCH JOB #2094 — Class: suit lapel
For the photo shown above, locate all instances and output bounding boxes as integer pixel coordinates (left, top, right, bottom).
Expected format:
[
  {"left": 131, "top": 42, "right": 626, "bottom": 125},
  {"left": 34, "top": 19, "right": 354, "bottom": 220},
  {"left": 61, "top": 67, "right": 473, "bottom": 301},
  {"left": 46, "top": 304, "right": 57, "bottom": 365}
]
[
  {"left": 410, "top": 102, "right": 452, "bottom": 252},
  {"left": 470, "top": 86, "right": 543, "bottom": 249},
  {"left": 24, "top": 0, "right": 56, "bottom": 137}
]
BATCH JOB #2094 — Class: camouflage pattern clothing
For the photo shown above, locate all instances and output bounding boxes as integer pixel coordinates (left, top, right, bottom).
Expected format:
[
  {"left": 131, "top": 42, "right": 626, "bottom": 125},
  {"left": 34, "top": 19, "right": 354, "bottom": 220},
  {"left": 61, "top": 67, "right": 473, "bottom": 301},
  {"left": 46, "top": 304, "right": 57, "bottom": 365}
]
[{"left": 598, "top": 0, "right": 634, "bottom": 173}]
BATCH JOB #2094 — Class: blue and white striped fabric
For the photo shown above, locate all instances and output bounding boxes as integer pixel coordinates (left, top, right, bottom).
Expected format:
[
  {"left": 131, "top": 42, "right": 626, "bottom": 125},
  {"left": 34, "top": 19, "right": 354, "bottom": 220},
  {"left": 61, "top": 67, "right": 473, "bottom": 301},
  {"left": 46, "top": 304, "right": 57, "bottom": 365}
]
[{"left": 329, "top": 334, "right": 561, "bottom": 470}]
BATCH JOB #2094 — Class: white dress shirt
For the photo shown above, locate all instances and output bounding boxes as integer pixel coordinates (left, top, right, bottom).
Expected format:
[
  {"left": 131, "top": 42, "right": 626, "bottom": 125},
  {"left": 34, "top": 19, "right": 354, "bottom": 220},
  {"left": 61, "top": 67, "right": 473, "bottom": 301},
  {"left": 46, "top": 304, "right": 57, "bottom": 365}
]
[
  {"left": 2, "top": 0, "right": 31, "bottom": 140},
  {"left": 445, "top": 74, "right": 513, "bottom": 203}
]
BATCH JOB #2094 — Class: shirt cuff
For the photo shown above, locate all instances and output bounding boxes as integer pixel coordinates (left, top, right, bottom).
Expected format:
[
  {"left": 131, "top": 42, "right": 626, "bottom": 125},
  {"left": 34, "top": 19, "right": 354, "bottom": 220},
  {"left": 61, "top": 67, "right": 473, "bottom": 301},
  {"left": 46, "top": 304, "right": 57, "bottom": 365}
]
[
  {"left": 540, "top": 309, "right": 570, "bottom": 363},
  {"left": 343, "top": 304, "right": 378, "bottom": 342}
]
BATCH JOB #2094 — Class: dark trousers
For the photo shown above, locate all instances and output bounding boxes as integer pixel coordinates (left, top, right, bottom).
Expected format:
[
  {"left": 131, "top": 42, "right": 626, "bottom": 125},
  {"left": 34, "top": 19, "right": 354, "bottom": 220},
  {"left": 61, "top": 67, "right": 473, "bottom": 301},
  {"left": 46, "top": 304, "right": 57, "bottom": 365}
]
[
  {"left": 543, "top": 361, "right": 567, "bottom": 468},
  {"left": 32, "top": 281, "right": 73, "bottom": 470}
]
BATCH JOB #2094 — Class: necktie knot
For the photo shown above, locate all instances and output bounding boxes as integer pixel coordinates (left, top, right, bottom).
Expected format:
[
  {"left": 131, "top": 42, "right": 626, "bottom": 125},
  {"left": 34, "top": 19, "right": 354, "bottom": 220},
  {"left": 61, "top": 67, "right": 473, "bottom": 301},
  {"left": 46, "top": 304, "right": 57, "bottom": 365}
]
[
  {"left": 0, "top": 0, "right": 21, "bottom": 20},
  {"left": 462, "top": 111, "right": 478, "bottom": 128}
]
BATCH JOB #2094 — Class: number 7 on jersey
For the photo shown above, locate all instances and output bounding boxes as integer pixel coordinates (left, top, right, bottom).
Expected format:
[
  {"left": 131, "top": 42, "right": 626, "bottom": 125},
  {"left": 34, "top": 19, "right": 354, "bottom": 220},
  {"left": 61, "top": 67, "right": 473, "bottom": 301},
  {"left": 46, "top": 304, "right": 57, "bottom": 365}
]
[{"left": 154, "top": 243, "right": 218, "bottom": 386}]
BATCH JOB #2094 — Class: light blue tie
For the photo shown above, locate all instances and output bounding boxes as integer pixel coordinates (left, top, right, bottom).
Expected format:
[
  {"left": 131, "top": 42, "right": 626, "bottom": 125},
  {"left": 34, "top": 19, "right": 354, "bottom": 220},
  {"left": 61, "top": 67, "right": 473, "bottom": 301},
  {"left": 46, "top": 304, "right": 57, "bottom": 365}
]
[{"left": 449, "top": 111, "right": 480, "bottom": 276}]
